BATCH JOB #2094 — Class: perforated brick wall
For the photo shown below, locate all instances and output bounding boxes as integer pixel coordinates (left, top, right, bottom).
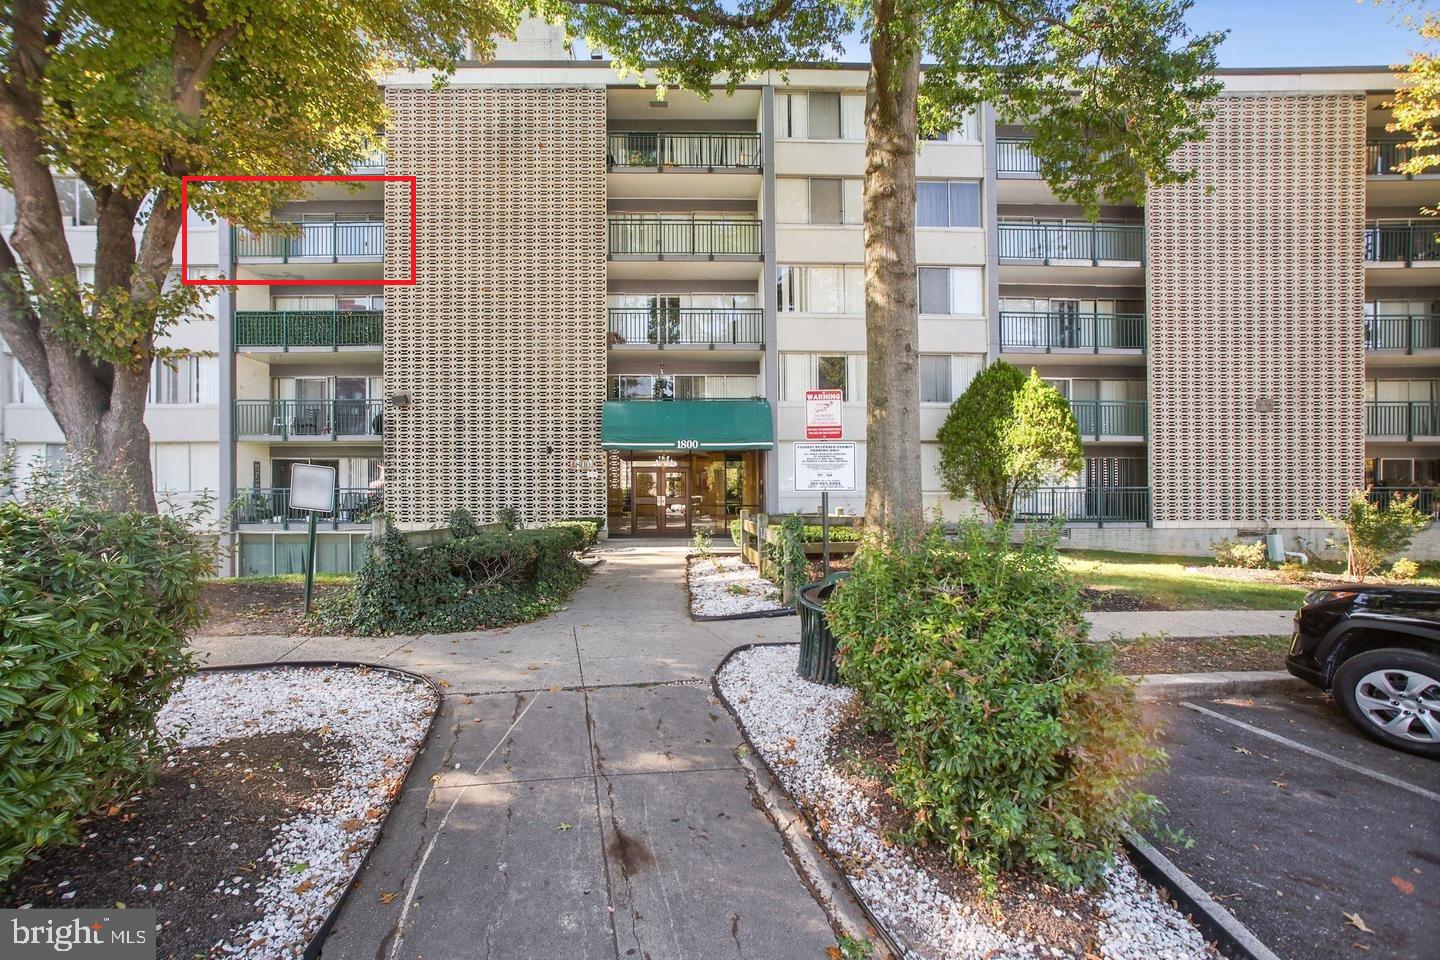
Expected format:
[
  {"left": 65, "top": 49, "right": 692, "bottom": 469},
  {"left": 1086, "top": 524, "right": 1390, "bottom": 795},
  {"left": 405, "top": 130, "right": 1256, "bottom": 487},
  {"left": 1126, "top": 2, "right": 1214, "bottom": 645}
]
[
  {"left": 383, "top": 86, "right": 608, "bottom": 526},
  {"left": 1147, "top": 94, "right": 1367, "bottom": 525}
]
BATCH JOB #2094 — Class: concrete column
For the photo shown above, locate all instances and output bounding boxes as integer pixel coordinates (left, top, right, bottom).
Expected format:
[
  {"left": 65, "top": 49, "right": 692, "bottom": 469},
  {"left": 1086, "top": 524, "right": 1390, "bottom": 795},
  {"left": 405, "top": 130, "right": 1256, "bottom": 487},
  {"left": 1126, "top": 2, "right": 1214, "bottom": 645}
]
[
  {"left": 217, "top": 221, "right": 236, "bottom": 574},
  {"left": 982, "top": 102, "right": 1002, "bottom": 363},
  {"left": 761, "top": 85, "right": 781, "bottom": 514}
]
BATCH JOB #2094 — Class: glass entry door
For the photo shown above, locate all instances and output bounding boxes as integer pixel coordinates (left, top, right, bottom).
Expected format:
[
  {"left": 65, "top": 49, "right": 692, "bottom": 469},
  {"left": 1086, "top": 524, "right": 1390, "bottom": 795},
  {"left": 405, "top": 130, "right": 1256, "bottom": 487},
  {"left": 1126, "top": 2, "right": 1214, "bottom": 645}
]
[{"left": 659, "top": 469, "right": 690, "bottom": 534}]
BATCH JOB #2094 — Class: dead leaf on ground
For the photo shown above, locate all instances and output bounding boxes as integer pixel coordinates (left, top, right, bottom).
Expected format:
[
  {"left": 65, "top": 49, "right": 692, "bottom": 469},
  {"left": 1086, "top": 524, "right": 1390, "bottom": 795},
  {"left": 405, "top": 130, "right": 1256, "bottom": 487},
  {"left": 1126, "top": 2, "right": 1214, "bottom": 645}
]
[
  {"left": 1232, "top": 746, "right": 1252, "bottom": 755},
  {"left": 294, "top": 880, "right": 313, "bottom": 895},
  {"left": 1391, "top": 876, "right": 1415, "bottom": 895},
  {"left": 379, "top": 892, "right": 398, "bottom": 904},
  {"left": 1345, "top": 913, "right": 1374, "bottom": 934}
]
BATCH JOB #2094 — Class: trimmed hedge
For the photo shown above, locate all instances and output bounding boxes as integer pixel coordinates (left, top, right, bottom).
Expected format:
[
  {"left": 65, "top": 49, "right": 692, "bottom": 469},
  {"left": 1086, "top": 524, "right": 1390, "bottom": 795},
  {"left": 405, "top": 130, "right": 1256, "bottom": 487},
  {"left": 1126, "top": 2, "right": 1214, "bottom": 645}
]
[
  {"left": 551, "top": 517, "right": 602, "bottom": 547},
  {"left": 0, "top": 501, "right": 211, "bottom": 882},
  {"left": 314, "top": 520, "right": 588, "bottom": 634}
]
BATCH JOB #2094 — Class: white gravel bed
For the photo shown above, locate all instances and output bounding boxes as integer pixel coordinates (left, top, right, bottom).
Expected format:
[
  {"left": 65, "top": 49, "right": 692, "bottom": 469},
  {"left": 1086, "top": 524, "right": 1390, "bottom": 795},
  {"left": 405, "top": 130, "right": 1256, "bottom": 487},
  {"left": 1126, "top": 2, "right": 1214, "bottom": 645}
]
[
  {"left": 158, "top": 667, "right": 437, "bottom": 959},
  {"left": 688, "top": 554, "right": 789, "bottom": 617},
  {"left": 717, "top": 645, "right": 1218, "bottom": 960}
]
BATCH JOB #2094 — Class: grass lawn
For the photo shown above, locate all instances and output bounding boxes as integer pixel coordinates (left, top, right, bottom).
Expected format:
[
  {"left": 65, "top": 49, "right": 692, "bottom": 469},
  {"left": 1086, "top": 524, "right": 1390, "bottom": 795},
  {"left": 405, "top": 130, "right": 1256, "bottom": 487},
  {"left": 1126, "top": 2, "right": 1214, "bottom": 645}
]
[{"left": 1060, "top": 549, "right": 1314, "bottom": 610}]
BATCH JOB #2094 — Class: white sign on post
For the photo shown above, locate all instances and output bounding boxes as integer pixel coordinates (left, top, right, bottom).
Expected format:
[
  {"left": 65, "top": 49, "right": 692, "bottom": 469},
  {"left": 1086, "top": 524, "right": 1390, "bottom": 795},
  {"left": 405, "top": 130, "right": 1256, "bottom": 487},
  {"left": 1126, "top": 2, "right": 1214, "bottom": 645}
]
[
  {"left": 804, "top": 389, "right": 844, "bottom": 440},
  {"left": 289, "top": 463, "right": 337, "bottom": 512},
  {"left": 794, "top": 442, "right": 856, "bottom": 492}
]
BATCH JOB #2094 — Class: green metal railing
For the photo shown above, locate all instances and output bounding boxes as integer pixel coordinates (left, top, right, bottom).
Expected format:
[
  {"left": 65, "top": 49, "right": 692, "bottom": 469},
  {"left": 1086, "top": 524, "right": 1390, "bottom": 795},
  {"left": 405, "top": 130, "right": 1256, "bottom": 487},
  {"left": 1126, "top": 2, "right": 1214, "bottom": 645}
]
[
  {"left": 997, "top": 221, "right": 1144, "bottom": 264},
  {"left": 999, "top": 310, "right": 1145, "bottom": 352},
  {"left": 1369, "top": 486, "right": 1440, "bottom": 518},
  {"left": 606, "top": 132, "right": 761, "bottom": 169},
  {"left": 1366, "top": 400, "right": 1440, "bottom": 439},
  {"left": 1364, "top": 222, "right": 1440, "bottom": 264},
  {"left": 233, "top": 221, "right": 384, "bottom": 261},
  {"left": 234, "top": 310, "right": 383, "bottom": 350},
  {"left": 607, "top": 218, "right": 762, "bottom": 257},
  {"left": 1366, "top": 139, "right": 1439, "bottom": 176},
  {"left": 607, "top": 308, "right": 762, "bottom": 346},
  {"left": 234, "top": 398, "right": 384, "bottom": 439},
  {"left": 231, "top": 487, "right": 381, "bottom": 529},
  {"left": 1014, "top": 486, "right": 1151, "bottom": 525},
  {"left": 1366, "top": 315, "right": 1440, "bottom": 353},
  {"left": 1068, "top": 399, "right": 1147, "bottom": 439},
  {"left": 996, "top": 138, "right": 1039, "bottom": 174}
]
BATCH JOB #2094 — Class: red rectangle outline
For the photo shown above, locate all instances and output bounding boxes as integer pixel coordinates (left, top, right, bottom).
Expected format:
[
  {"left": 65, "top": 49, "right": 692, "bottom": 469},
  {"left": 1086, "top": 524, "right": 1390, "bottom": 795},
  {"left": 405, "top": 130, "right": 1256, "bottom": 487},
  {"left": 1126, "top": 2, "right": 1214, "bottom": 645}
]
[{"left": 180, "top": 175, "right": 417, "bottom": 286}]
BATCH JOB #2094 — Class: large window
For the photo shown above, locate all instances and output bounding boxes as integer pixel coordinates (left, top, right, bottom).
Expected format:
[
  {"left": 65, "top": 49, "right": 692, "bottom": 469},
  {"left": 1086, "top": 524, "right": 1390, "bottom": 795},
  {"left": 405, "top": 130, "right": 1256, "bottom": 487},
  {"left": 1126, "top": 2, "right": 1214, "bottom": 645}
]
[
  {"left": 817, "top": 355, "right": 847, "bottom": 394},
  {"left": 149, "top": 356, "right": 216, "bottom": 405},
  {"left": 918, "top": 266, "right": 984, "bottom": 316},
  {"left": 780, "top": 353, "right": 866, "bottom": 402},
  {"left": 777, "top": 264, "right": 865, "bottom": 314},
  {"left": 916, "top": 180, "right": 981, "bottom": 228},
  {"left": 808, "top": 92, "right": 841, "bottom": 139},
  {"left": 920, "top": 354, "right": 985, "bottom": 404},
  {"left": 774, "top": 91, "right": 864, "bottom": 139}
]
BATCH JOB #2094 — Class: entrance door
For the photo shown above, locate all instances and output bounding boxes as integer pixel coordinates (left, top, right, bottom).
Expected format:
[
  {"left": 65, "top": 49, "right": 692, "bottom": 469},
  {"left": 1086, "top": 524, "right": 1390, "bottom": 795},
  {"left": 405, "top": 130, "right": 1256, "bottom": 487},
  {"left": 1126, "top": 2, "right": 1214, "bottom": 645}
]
[
  {"left": 659, "top": 468, "right": 690, "bottom": 535},
  {"left": 633, "top": 468, "right": 660, "bottom": 534}
]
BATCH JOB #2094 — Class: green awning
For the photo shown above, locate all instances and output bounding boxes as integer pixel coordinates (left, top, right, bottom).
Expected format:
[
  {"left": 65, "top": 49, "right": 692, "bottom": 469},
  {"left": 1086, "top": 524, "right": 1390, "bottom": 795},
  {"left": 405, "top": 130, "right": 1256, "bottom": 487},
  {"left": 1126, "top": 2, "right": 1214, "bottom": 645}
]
[{"left": 601, "top": 399, "right": 774, "bottom": 451}]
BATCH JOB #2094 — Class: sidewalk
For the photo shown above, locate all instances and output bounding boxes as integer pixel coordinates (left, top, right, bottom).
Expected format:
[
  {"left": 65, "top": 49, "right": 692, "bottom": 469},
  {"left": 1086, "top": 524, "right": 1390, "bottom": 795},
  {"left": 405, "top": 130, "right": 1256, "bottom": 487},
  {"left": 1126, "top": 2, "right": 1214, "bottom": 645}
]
[{"left": 1087, "top": 608, "right": 1295, "bottom": 639}]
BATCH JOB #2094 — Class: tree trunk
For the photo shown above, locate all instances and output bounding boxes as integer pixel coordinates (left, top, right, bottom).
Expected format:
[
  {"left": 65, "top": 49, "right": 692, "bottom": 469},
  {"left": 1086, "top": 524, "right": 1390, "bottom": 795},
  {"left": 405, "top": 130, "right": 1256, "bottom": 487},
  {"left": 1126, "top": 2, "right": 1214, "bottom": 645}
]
[{"left": 862, "top": 6, "right": 924, "bottom": 537}]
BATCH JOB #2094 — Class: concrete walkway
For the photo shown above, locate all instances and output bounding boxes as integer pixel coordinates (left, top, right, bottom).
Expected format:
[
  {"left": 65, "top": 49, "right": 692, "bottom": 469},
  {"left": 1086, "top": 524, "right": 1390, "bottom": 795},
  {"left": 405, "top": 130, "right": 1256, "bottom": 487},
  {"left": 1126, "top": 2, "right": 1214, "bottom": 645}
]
[
  {"left": 192, "top": 542, "right": 838, "bottom": 960},
  {"left": 1087, "top": 608, "right": 1294, "bottom": 639}
]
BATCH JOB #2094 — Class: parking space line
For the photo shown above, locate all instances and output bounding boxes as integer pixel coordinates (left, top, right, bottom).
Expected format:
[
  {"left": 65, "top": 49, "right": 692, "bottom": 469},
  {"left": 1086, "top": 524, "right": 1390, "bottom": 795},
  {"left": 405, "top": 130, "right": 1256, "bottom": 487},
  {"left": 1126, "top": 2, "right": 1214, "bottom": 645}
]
[{"left": 1181, "top": 703, "right": 1440, "bottom": 803}]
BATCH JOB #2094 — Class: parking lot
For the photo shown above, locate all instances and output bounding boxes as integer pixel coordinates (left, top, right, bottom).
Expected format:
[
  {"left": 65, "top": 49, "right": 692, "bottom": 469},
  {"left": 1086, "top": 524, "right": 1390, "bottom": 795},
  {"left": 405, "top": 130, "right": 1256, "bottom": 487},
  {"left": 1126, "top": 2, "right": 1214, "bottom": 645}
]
[{"left": 1142, "top": 688, "right": 1439, "bottom": 960}]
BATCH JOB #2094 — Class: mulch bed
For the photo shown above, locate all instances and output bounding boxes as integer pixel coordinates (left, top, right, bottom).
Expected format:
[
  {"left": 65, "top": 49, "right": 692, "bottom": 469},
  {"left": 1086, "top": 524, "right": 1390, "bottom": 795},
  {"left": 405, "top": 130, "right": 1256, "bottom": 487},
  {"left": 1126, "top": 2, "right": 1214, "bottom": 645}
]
[
  {"left": 2, "top": 732, "right": 345, "bottom": 959},
  {"left": 200, "top": 580, "right": 347, "bottom": 636},
  {"left": 1081, "top": 588, "right": 1169, "bottom": 612},
  {"left": 1110, "top": 635, "right": 1291, "bottom": 675}
]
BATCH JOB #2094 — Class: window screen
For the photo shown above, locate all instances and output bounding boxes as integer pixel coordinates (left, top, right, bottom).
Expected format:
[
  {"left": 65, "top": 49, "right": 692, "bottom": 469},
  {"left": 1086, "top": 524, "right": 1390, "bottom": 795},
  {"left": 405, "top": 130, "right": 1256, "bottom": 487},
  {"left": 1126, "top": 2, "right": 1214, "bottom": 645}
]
[
  {"left": 809, "top": 179, "right": 843, "bottom": 224},
  {"left": 918, "top": 268, "right": 950, "bottom": 314},
  {"left": 920, "top": 356, "right": 951, "bottom": 403},
  {"left": 808, "top": 92, "right": 841, "bottom": 139}
]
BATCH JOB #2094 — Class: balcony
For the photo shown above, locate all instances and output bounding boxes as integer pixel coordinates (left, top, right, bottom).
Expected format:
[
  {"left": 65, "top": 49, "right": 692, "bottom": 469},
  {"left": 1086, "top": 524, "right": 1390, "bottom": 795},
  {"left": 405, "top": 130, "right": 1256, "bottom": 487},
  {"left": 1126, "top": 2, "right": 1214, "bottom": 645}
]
[
  {"left": 996, "top": 138, "right": 1039, "bottom": 175},
  {"left": 234, "top": 310, "right": 383, "bottom": 351},
  {"left": 1370, "top": 486, "right": 1440, "bottom": 518},
  {"left": 997, "top": 222, "right": 1144, "bottom": 264},
  {"left": 607, "top": 218, "right": 762, "bottom": 259},
  {"left": 234, "top": 399, "right": 384, "bottom": 440},
  {"left": 1367, "top": 401, "right": 1440, "bottom": 440},
  {"left": 233, "top": 221, "right": 384, "bottom": 261},
  {"left": 607, "top": 132, "right": 761, "bottom": 170},
  {"left": 352, "top": 149, "right": 385, "bottom": 173},
  {"left": 1366, "top": 139, "right": 1439, "bottom": 177},
  {"left": 1364, "top": 221, "right": 1440, "bottom": 265},
  {"left": 607, "top": 373, "right": 760, "bottom": 401},
  {"left": 1015, "top": 486, "right": 1150, "bottom": 525},
  {"left": 608, "top": 308, "right": 762, "bottom": 347},
  {"left": 999, "top": 310, "right": 1145, "bottom": 353},
  {"left": 231, "top": 487, "right": 381, "bottom": 529},
  {"left": 1366, "top": 315, "right": 1440, "bottom": 353},
  {"left": 1069, "top": 399, "right": 1147, "bottom": 440}
]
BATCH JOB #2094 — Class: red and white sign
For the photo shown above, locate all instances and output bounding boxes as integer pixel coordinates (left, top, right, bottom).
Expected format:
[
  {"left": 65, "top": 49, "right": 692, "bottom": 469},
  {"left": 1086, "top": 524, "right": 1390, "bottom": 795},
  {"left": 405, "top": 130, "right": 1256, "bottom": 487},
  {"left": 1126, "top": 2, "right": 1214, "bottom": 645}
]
[{"left": 805, "top": 389, "right": 844, "bottom": 440}]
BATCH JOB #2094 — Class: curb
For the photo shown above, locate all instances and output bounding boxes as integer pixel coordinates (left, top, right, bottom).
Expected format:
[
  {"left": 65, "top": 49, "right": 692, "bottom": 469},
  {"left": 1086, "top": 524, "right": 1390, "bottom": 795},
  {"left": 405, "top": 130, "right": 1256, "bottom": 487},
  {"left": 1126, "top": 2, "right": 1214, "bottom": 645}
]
[
  {"left": 195, "top": 660, "right": 444, "bottom": 960},
  {"left": 1135, "top": 670, "right": 1307, "bottom": 701},
  {"left": 712, "top": 642, "right": 903, "bottom": 960},
  {"left": 1123, "top": 831, "right": 1282, "bottom": 960}
]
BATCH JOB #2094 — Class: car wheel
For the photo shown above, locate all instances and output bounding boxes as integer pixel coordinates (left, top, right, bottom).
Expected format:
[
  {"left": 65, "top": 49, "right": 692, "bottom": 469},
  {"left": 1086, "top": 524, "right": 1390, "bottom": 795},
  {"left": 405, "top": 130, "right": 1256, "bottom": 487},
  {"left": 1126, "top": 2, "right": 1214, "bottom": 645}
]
[{"left": 1333, "top": 648, "right": 1440, "bottom": 759}]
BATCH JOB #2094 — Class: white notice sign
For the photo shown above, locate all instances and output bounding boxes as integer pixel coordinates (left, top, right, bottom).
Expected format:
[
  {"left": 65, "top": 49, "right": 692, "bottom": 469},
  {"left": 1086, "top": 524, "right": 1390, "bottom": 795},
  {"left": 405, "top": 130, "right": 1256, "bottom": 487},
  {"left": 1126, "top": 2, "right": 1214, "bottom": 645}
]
[
  {"left": 289, "top": 463, "right": 337, "bottom": 512},
  {"left": 794, "top": 442, "right": 857, "bottom": 492}
]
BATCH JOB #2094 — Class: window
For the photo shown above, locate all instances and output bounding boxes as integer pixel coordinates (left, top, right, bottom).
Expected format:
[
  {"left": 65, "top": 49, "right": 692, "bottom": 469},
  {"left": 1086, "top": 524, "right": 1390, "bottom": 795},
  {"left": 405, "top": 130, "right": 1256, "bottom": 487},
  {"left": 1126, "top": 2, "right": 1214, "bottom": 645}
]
[
  {"left": 918, "top": 268, "right": 950, "bottom": 315},
  {"left": 916, "top": 180, "right": 981, "bottom": 228},
  {"left": 918, "top": 266, "right": 983, "bottom": 316},
  {"left": 922, "top": 108, "right": 980, "bottom": 142},
  {"left": 781, "top": 353, "right": 866, "bottom": 402},
  {"left": 5, "top": 351, "right": 40, "bottom": 404},
  {"left": 920, "top": 356, "right": 952, "bottom": 403},
  {"left": 809, "top": 178, "right": 843, "bottom": 224},
  {"left": 808, "top": 92, "right": 841, "bottom": 139},
  {"left": 778, "top": 265, "right": 865, "bottom": 314},
  {"left": 149, "top": 356, "right": 216, "bottom": 405},
  {"left": 817, "top": 355, "right": 847, "bottom": 395},
  {"left": 53, "top": 178, "right": 98, "bottom": 227},
  {"left": 777, "top": 266, "right": 807, "bottom": 312}
]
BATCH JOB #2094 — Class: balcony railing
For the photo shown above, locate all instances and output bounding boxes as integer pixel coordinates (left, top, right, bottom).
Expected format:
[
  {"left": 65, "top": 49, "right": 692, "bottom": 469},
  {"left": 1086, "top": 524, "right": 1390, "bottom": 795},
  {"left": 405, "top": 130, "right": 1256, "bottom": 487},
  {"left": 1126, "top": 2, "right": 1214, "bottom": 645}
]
[
  {"left": 233, "top": 221, "right": 384, "bottom": 261},
  {"left": 607, "top": 218, "right": 762, "bottom": 258},
  {"left": 1015, "top": 486, "right": 1151, "bottom": 525},
  {"left": 1369, "top": 486, "right": 1440, "bottom": 518},
  {"left": 1364, "top": 222, "right": 1440, "bottom": 264},
  {"left": 997, "top": 222, "right": 1144, "bottom": 264},
  {"left": 996, "top": 138, "right": 1040, "bottom": 174},
  {"left": 234, "top": 310, "right": 383, "bottom": 350},
  {"left": 1366, "top": 315, "right": 1440, "bottom": 353},
  {"left": 607, "top": 132, "right": 761, "bottom": 170},
  {"left": 352, "top": 149, "right": 385, "bottom": 173},
  {"left": 999, "top": 310, "right": 1145, "bottom": 352},
  {"left": 1366, "top": 140, "right": 1439, "bottom": 176},
  {"left": 608, "top": 374, "right": 760, "bottom": 400},
  {"left": 1367, "top": 400, "right": 1440, "bottom": 439},
  {"left": 234, "top": 399, "right": 384, "bottom": 439},
  {"left": 608, "top": 308, "right": 762, "bottom": 346},
  {"left": 1068, "top": 399, "right": 1147, "bottom": 439},
  {"left": 231, "top": 487, "right": 381, "bottom": 529}
]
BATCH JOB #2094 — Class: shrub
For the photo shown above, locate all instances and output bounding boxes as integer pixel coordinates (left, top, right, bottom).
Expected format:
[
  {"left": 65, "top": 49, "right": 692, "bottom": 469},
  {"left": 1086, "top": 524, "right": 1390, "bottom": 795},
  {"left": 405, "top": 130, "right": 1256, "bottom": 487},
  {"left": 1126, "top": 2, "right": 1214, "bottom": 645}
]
[
  {"left": 1211, "top": 537, "right": 1268, "bottom": 569},
  {"left": 1321, "top": 489, "right": 1431, "bottom": 580},
  {"left": 729, "top": 518, "right": 743, "bottom": 548},
  {"left": 800, "top": 524, "right": 862, "bottom": 543},
  {"left": 827, "top": 521, "right": 1163, "bottom": 893},
  {"left": 772, "top": 513, "right": 809, "bottom": 602},
  {"left": 496, "top": 506, "right": 521, "bottom": 531},
  {"left": 0, "top": 485, "right": 212, "bottom": 882},
  {"left": 551, "top": 518, "right": 601, "bottom": 547},
  {"left": 692, "top": 527, "right": 713, "bottom": 557},
  {"left": 449, "top": 506, "right": 484, "bottom": 539},
  {"left": 1390, "top": 557, "right": 1420, "bottom": 581},
  {"left": 314, "top": 525, "right": 586, "bottom": 634}
]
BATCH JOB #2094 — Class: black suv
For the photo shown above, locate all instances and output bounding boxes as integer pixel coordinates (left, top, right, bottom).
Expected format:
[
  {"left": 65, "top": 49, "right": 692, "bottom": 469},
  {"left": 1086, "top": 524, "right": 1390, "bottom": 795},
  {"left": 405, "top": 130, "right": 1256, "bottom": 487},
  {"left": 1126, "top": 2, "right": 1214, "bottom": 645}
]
[{"left": 1288, "top": 586, "right": 1440, "bottom": 758}]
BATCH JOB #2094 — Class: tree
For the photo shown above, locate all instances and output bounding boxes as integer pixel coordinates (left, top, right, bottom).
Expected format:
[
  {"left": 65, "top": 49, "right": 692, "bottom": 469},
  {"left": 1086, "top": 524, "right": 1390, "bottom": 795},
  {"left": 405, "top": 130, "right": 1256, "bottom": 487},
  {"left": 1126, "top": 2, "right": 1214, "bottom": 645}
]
[
  {"left": 0, "top": 0, "right": 515, "bottom": 510},
  {"left": 936, "top": 361, "right": 1082, "bottom": 522},
  {"left": 564, "top": 0, "right": 1221, "bottom": 535},
  {"left": 1321, "top": 489, "right": 1431, "bottom": 580},
  {"left": 1385, "top": 2, "right": 1440, "bottom": 179}
]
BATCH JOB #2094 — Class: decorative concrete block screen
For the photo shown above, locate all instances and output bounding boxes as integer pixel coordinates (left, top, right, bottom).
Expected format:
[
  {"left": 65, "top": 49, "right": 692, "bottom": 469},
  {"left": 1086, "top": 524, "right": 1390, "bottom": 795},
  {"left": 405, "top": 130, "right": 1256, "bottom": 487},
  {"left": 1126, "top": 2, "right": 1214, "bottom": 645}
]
[
  {"left": 1147, "top": 94, "right": 1366, "bottom": 525},
  {"left": 383, "top": 86, "right": 608, "bottom": 526}
]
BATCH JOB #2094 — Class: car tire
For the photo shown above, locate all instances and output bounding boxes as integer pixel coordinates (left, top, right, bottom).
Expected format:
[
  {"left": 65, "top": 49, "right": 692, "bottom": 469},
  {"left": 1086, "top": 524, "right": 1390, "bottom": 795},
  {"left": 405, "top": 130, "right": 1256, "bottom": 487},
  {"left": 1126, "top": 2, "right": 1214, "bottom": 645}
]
[{"left": 1333, "top": 648, "right": 1440, "bottom": 759}]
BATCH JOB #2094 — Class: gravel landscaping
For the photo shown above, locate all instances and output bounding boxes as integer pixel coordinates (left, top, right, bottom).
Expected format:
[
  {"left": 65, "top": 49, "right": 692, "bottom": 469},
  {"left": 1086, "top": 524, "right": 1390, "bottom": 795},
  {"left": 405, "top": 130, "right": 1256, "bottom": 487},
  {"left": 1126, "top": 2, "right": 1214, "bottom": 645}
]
[
  {"left": 688, "top": 554, "right": 789, "bottom": 618},
  {"left": 717, "top": 645, "right": 1219, "bottom": 960},
  {"left": 2, "top": 667, "right": 436, "bottom": 959}
]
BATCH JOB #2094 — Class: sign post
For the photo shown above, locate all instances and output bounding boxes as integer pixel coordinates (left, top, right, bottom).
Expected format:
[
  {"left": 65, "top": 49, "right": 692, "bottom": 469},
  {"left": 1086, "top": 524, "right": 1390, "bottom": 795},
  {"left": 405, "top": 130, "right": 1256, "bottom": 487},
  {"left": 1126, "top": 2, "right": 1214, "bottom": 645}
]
[
  {"left": 793, "top": 441, "right": 857, "bottom": 579},
  {"left": 288, "top": 463, "right": 337, "bottom": 614}
]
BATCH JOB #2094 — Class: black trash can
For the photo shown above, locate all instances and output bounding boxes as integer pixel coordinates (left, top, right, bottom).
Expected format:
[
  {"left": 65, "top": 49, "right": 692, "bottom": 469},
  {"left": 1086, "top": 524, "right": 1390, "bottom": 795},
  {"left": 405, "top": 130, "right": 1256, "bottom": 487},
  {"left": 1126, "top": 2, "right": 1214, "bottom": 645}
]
[{"left": 797, "top": 571, "right": 851, "bottom": 684}]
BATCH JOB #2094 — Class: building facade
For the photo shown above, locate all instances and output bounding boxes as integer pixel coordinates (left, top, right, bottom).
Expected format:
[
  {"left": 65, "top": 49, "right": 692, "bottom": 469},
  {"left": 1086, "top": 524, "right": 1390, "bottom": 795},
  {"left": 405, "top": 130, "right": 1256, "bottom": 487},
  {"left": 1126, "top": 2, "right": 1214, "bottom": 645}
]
[{"left": 6, "top": 43, "right": 1440, "bottom": 571}]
